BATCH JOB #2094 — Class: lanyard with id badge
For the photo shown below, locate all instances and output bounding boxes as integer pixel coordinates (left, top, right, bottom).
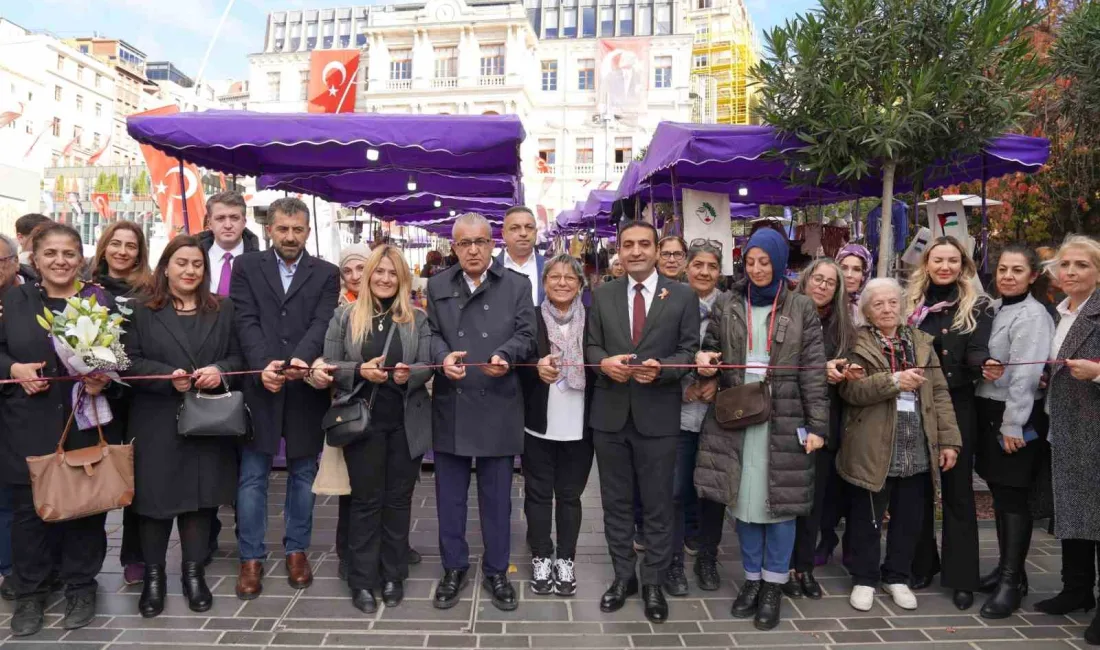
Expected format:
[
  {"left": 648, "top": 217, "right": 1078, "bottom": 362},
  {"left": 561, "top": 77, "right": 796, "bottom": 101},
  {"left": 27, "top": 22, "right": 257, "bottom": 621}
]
[{"left": 884, "top": 336, "right": 918, "bottom": 413}]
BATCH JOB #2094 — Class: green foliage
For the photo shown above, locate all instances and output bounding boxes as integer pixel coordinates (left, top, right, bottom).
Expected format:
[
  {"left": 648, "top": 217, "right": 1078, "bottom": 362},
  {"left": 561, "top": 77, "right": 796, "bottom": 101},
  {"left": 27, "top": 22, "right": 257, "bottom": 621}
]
[
  {"left": 634, "top": 146, "right": 648, "bottom": 162},
  {"left": 132, "top": 171, "right": 150, "bottom": 197}
]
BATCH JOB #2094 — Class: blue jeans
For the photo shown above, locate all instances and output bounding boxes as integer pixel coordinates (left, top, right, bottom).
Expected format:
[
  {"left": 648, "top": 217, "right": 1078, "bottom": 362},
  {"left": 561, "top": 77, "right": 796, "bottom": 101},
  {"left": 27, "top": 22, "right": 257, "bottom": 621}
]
[
  {"left": 671, "top": 430, "right": 700, "bottom": 562},
  {"left": 0, "top": 484, "right": 12, "bottom": 576},
  {"left": 736, "top": 518, "right": 796, "bottom": 584},
  {"left": 236, "top": 448, "right": 318, "bottom": 561}
]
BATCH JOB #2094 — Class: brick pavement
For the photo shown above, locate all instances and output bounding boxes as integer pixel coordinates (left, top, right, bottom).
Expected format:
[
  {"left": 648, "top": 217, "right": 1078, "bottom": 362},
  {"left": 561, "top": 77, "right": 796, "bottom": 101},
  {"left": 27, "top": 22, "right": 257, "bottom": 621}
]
[{"left": 0, "top": 471, "right": 1091, "bottom": 649}]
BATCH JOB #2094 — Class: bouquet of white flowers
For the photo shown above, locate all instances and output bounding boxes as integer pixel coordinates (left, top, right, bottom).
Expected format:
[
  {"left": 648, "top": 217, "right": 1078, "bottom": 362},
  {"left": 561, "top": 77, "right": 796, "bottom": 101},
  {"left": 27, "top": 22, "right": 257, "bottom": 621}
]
[{"left": 36, "top": 287, "right": 132, "bottom": 429}]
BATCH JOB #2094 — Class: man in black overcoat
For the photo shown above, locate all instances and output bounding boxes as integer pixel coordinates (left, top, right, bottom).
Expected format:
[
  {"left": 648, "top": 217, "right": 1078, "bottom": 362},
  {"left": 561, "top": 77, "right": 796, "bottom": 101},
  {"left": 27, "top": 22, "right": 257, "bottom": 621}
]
[
  {"left": 229, "top": 197, "right": 339, "bottom": 599},
  {"left": 426, "top": 212, "right": 536, "bottom": 612}
]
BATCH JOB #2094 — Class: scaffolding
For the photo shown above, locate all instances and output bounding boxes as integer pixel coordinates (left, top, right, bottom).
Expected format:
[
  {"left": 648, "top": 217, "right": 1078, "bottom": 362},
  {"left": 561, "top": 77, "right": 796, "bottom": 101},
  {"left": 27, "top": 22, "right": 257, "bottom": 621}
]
[{"left": 687, "top": 0, "right": 758, "bottom": 125}]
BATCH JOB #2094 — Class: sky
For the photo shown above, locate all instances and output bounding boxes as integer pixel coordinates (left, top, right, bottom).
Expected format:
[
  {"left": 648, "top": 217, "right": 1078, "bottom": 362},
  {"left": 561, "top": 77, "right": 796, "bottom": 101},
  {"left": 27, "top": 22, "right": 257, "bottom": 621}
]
[{"left": 1, "top": 0, "right": 819, "bottom": 82}]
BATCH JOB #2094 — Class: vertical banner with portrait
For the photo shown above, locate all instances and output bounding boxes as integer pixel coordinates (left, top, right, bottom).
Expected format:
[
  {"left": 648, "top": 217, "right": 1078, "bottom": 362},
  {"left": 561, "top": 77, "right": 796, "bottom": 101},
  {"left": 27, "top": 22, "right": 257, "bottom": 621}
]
[{"left": 597, "top": 39, "right": 650, "bottom": 116}]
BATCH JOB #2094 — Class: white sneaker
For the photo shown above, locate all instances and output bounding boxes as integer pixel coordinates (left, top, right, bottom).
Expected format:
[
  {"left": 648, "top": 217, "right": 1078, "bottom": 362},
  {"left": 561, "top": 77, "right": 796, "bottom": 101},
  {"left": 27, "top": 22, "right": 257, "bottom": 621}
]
[
  {"left": 849, "top": 585, "right": 875, "bottom": 611},
  {"left": 530, "top": 557, "right": 554, "bottom": 595},
  {"left": 882, "top": 583, "right": 918, "bottom": 610}
]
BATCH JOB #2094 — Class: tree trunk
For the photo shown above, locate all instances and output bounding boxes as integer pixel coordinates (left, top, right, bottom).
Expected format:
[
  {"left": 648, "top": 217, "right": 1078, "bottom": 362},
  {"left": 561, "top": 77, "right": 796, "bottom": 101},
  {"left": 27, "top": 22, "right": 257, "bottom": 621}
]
[{"left": 877, "top": 161, "right": 896, "bottom": 278}]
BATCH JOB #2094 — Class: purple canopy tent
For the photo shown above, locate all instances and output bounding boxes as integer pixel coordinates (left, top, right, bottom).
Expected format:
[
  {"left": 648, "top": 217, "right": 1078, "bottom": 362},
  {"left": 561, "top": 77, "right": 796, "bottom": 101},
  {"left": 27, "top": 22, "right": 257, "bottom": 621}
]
[
  {"left": 260, "top": 169, "right": 522, "bottom": 204},
  {"left": 347, "top": 193, "right": 512, "bottom": 219}
]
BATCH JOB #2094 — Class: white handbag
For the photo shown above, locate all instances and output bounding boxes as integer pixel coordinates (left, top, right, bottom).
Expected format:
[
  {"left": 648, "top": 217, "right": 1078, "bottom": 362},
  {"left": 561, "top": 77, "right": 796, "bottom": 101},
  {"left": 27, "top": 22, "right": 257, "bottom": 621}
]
[{"left": 311, "top": 443, "right": 351, "bottom": 496}]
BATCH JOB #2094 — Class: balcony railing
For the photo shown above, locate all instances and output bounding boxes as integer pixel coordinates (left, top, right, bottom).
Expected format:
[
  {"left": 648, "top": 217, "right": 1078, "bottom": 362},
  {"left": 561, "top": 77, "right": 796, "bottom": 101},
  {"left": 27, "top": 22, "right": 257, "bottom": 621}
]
[
  {"left": 612, "top": 163, "right": 629, "bottom": 174},
  {"left": 574, "top": 163, "right": 595, "bottom": 175},
  {"left": 478, "top": 75, "right": 505, "bottom": 87},
  {"left": 431, "top": 77, "right": 458, "bottom": 89},
  {"left": 386, "top": 79, "right": 412, "bottom": 91}
]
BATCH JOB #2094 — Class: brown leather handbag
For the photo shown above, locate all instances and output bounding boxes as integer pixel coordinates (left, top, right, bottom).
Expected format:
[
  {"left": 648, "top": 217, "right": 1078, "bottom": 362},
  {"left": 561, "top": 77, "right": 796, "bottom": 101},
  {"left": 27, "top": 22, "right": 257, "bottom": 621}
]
[
  {"left": 26, "top": 401, "right": 134, "bottom": 523},
  {"left": 714, "top": 376, "right": 772, "bottom": 430}
]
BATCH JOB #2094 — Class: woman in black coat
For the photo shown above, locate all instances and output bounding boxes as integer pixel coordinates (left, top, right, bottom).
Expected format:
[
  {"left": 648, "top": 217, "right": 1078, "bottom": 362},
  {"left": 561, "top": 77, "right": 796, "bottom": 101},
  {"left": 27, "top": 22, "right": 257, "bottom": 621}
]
[
  {"left": 123, "top": 235, "right": 244, "bottom": 619},
  {"left": 904, "top": 236, "right": 998, "bottom": 610},
  {"left": 0, "top": 223, "right": 119, "bottom": 637},
  {"left": 91, "top": 220, "right": 153, "bottom": 586}
]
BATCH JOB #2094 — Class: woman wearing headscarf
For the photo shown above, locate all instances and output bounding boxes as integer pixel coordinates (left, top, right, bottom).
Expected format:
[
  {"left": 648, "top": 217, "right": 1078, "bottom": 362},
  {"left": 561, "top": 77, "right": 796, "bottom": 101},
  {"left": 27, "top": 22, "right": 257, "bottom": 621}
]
[
  {"left": 695, "top": 228, "right": 829, "bottom": 630},
  {"left": 836, "top": 244, "right": 873, "bottom": 326}
]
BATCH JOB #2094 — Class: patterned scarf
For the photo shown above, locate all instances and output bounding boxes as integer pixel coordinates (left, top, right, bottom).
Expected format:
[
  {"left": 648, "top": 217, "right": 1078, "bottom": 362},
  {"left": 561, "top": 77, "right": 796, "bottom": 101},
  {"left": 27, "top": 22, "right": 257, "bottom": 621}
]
[
  {"left": 541, "top": 296, "right": 586, "bottom": 390},
  {"left": 871, "top": 325, "right": 917, "bottom": 371}
]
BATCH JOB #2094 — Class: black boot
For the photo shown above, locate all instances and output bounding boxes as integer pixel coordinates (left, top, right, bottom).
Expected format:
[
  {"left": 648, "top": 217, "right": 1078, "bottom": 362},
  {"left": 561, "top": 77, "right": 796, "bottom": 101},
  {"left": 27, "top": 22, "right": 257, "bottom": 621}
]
[
  {"left": 981, "top": 512, "right": 1031, "bottom": 619},
  {"left": 730, "top": 579, "right": 762, "bottom": 618},
  {"left": 1085, "top": 609, "right": 1100, "bottom": 645},
  {"left": 754, "top": 582, "right": 783, "bottom": 631},
  {"left": 10, "top": 598, "right": 46, "bottom": 637},
  {"left": 181, "top": 561, "right": 213, "bottom": 613},
  {"left": 139, "top": 565, "right": 167, "bottom": 618},
  {"left": 979, "top": 507, "right": 1004, "bottom": 593},
  {"left": 1035, "top": 539, "right": 1097, "bottom": 615}
]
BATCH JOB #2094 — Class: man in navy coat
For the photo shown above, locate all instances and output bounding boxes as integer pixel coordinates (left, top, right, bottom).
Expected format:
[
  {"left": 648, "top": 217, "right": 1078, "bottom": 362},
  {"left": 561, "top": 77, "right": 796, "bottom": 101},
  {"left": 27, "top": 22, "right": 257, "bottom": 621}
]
[
  {"left": 229, "top": 197, "right": 340, "bottom": 600},
  {"left": 427, "top": 212, "right": 536, "bottom": 612}
]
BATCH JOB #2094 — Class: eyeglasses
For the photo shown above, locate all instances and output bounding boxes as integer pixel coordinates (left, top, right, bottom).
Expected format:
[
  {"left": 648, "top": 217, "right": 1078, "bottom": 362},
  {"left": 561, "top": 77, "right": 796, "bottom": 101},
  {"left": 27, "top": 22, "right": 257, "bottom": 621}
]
[
  {"left": 809, "top": 274, "right": 838, "bottom": 290},
  {"left": 546, "top": 274, "right": 580, "bottom": 285},
  {"left": 690, "top": 238, "right": 723, "bottom": 249},
  {"left": 454, "top": 238, "right": 493, "bottom": 250},
  {"left": 659, "top": 251, "right": 685, "bottom": 261}
]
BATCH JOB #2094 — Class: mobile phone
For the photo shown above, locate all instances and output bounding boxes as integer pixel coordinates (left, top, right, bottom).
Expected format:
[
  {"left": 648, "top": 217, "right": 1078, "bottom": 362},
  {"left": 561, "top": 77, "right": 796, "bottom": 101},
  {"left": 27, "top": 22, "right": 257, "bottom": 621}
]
[{"left": 797, "top": 427, "right": 809, "bottom": 445}]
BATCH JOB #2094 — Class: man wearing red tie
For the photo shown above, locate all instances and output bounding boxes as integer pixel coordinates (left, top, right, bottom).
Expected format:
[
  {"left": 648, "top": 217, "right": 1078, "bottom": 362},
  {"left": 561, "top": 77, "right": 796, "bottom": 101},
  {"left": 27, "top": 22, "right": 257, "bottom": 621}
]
[
  {"left": 200, "top": 191, "right": 260, "bottom": 297},
  {"left": 584, "top": 221, "right": 700, "bottom": 623}
]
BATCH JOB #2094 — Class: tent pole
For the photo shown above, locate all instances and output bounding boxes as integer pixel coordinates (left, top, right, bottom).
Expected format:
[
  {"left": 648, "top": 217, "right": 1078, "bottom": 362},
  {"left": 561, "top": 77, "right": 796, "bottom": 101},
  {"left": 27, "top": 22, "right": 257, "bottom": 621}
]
[
  {"left": 980, "top": 156, "right": 989, "bottom": 274},
  {"left": 311, "top": 195, "right": 321, "bottom": 258},
  {"left": 179, "top": 159, "right": 190, "bottom": 235}
]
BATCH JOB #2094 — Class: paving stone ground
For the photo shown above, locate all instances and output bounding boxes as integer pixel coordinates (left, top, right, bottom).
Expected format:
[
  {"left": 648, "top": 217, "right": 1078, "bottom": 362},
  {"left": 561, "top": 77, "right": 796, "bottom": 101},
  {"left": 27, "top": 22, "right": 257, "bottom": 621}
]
[{"left": 0, "top": 470, "right": 1092, "bottom": 649}]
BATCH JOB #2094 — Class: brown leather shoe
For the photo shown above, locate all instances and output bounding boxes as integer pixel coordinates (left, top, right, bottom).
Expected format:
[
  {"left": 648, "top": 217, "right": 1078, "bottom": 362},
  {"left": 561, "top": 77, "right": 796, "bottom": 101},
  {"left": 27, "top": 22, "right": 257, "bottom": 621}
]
[
  {"left": 286, "top": 552, "right": 313, "bottom": 590},
  {"left": 235, "top": 560, "right": 264, "bottom": 600}
]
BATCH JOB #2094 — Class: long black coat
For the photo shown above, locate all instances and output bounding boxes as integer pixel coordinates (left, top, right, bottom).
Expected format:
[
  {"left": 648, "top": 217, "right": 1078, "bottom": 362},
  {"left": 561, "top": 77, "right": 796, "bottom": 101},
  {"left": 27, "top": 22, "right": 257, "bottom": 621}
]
[
  {"left": 0, "top": 283, "right": 124, "bottom": 485},
  {"left": 123, "top": 301, "right": 245, "bottom": 518},
  {"left": 230, "top": 249, "right": 340, "bottom": 458},
  {"left": 427, "top": 261, "right": 536, "bottom": 457}
]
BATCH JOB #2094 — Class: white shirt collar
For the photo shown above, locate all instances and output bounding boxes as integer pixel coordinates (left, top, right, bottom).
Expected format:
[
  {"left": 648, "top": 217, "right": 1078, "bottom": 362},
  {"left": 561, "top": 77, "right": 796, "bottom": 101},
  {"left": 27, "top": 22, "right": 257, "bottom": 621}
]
[
  {"left": 464, "top": 270, "right": 489, "bottom": 292},
  {"left": 504, "top": 251, "right": 537, "bottom": 271},
  {"left": 627, "top": 269, "right": 659, "bottom": 295},
  {"left": 1057, "top": 293, "right": 1092, "bottom": 318},
  {"left": 214, "top": 239, "right": 246, "bottom": 258}
]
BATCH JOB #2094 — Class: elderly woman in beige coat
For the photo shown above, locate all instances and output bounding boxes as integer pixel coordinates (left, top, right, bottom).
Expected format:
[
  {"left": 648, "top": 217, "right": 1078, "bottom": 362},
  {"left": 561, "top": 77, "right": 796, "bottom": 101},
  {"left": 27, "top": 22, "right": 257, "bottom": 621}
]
[{"left": 838, "top": 278, "right": 961, "bottom": 614}]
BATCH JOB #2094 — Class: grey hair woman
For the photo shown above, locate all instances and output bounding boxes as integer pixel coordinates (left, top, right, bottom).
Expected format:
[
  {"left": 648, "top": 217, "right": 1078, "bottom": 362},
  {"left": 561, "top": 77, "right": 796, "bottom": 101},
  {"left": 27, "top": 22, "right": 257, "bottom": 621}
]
[{"left": 519, "top": 253, "right": 594, "bottom": 598}]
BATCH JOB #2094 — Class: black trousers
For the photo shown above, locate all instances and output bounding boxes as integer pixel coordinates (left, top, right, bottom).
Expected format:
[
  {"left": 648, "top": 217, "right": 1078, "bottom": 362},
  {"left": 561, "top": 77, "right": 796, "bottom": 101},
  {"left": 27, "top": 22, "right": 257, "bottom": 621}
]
[
  {"left": 522, "top": 434, "right": 594, "bottom": 560},
  {"left": 847, "top": 473, "right": 928, "bottom": 587},
  {"left": 594, "top": 417, "right": 677, "bottom": 585},
  {"left": 140, "top": 509, "right": 215, "bottom": 566},
  {"left": 344, "top": 425, "right": 422, "bottom": 590},
  {"left": 792, "top": 448, "right": 836, "bottom": 573},
  {"left": 696, "top": 497, "right": 727, "bottom": 559},
  {"left": 913, "top": 388, "right": 980, "bottom": 591},
  {"left": 119, "top": 506, "right": 143, "bottom": 566},
  {"left": 988, "top": 482, "right": 1030, "bottom": 515},
  {"left": 10, "top": 484, "right": 106, "bottom": 600},
  {"left": 1058, "top": 538, "right": 1100, "bottom": 591}
]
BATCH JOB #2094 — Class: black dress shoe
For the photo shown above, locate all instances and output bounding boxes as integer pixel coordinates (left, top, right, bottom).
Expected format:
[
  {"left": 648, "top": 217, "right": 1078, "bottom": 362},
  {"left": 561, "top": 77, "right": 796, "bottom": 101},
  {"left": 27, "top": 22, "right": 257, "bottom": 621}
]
[
  {"left": 62, "top": 592, "right": 96, "bottom": 630},
  {"left": 10, "top": 598, "right": 45, "bottom": 637},
  {"left": 1035, "top": 588, "right": 1096, "bottom": 615},
  {"left": 643, "top": 584, "right": 669, "bottom": 624},
  {"left": 181, "top": 561, "right": 213, "bottom": 613},
  {"left": 781, "top": 575, "right": 803, "bottom": 599},
  {"left": 0, "top": 575, "right": 15, "bottom": 601},
  {"left": 754, "top": 582, "right": 783, "bottom": 631},
  {"left": 139, "top": 564, "right": 167, "bottom": 618},
  {"left": 664, "top": 561, "right": 689, "bottom": 597},
  {"left": 730, "top": 579, "right": 762, "bottom": 618},
  {"left": 909, "top": 574, "right": 934, "bottom": 590},
  {"left": 693, "top": 556, "right": 721, "bottom": 591},
  {"left": 408, "top": 547, "right": 422, "bottom": 565},
  {"left": 798, "top": 571, "right": 823, "bottom": 600},
  {"left": 953, "top": 589, "right": 974, "bottom": 610},
  {"left": 382, "top": 581, "right": 404, "bottom": 607},
  {"left": 352, "top": 588, "right": 377, "bottom": 614},
  {"left": 600, "top": 577, "right": 639, "bottom": 613},
  {"left": 433, "top": 569, "right": 468, "bottom": 610},
  {"left": 483, "top": 574, "right": 517, "bottom": 611}
]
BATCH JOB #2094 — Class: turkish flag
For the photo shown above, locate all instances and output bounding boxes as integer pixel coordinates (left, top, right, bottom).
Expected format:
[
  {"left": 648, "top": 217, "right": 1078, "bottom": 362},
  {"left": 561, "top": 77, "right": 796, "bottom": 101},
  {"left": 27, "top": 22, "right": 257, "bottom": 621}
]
[
  {"left": 91, "top": 193, "right": 114, "bottom": 219},
  {"left": 87, "top": 136, "right": 111, "bottom": 165},
  {"left": 134, "top": 105, "right": 206, "bottom": 234},
  {"left": 307, "top": 50, "right": 359, "bottom": 113}
]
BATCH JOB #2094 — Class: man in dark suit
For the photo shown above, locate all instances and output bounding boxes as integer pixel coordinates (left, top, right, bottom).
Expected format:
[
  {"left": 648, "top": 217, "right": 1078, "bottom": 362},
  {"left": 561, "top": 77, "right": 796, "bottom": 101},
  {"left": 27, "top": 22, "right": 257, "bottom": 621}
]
[
  {"left": 229, "top": 197, "right": 340, "bottom": 600},
  {"left": 427, "top": 212, "right": 536, "bottom": 612},
  {"left": 585, "top": 220, "right": 700, "bottom": 623},
  {"left": 496, "top": 206, "right": 545, "bottom": 307}
]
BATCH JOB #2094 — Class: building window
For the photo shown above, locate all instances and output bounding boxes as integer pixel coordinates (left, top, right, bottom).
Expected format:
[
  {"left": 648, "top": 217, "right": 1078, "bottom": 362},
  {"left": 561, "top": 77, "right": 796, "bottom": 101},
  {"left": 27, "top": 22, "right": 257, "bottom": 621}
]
[
  {"left": 77, "top": 65, "right": 84, "bottom": 82},
  {"left": 56, "top": 54, "right": 64, "bottom": 71},
  {"left": 435, "top": 47, "right": 458, "bottom": 78},
  {"left": 545, "top": 9, "right": 559, "bottom": 38},
  {"left": 267, "top": 71, "right": 281, "bottom": 100},
  {"left": 356, "top": 27, "right": 368, "bottom": 47},
  {"left": 76, "top": 95, "right": 83, "bottom": 112},
  {"left": 322, "top": 20, "right": 334, "bottom": 49},
  {"left": 290, "top": 23, "right": 302, "bottom": 51},
  {"left": 528, "top": 8, "right": 542, "bottom": 35},
  {"left": 541, "top": 60, "right": 558, "bottom": 91},
  {"left": 600, "top": 6, "right": 614, "bottom": 35},
  {"left": 95, "top": 102, "right": 102, "bottom": 117},
  {"left": 563, "top": 8, "right": 577, "bottom": 37},
  {"left": 93, "top": 132, "right": 100, "bottom": 148},
  {"left": 581, "top": 6, "right": 596, "bottom": 37},
  {"left": 576, "top": 137, "right": 594, "bottom": 164},
  {"left": 637, "top": 6, "right": 652, "bottom": 35},
  {"left": 693, "top": 53, "right": 709, "bottom": 68},
  {"left": 480, "top": 45, "right": 504, "bottom": 77},
  {"left": 72, "top": 125, "right": 82, "bottom": 142},
  {"left": 390, "top": 50, "right": 412, "bottom": 80},
  {"left": 654, "top": 56, "right": 672, "bottom": 88},
  {"left": 656, "top": 4, "right": 671, "bottom": 34},
  {"left": 306, "top": 21, "right": 318, "bottom": 49},
  {"left": 338, "top": 20, "right": 351, "bottom": 48},
  {"left": 51, "top": 118, "right": 60, "bottom": 137},
  {"left": 79, "top": 45, "right": 89, "bottom": 54},
  {"left": 697, "top": 0, "right": 712, "bottom": 7},
  {"left": 95, "top": 73, "right": 102, "bottom": 88},
  {"left": 578, "top": 58, "right": 595, "bottom": 90},
  {"left": 55, "top": 85, "right": 62, "bottom": 101},
  {"left": 538, "top": 138, "right": 556, "bottom": 165},
  {"left": 273, "top": 23, "right": 286, "bottom": 51},
  {"left": 300, "top": 70, "right": 309, "bottom": 100},
  {"left": 615, "top": 137, "right": 633, "bottom": 163},
  {"left": 619, "top": 6, "right": 633, "bottom": 35}
]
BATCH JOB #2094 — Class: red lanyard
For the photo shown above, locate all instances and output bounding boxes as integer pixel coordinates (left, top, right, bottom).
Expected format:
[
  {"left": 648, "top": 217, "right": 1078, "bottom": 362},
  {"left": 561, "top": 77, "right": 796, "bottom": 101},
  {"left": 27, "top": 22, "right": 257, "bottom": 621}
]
[
  {"left": 745, "top": 290, "right": 782, "bottom": 355},
  {"left": 884, "top": 336, "right": 908, "bottom": 374}
]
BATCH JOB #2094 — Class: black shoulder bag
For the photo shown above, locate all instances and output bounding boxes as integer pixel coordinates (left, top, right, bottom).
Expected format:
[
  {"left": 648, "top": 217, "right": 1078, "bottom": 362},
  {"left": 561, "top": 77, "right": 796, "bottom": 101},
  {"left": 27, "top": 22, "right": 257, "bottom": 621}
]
[
  {"left": 178, "top": 375, "right": 252, "bottom": 438},
  {"left": 322, "top": 324, "right": 397, "bottom": 448}
]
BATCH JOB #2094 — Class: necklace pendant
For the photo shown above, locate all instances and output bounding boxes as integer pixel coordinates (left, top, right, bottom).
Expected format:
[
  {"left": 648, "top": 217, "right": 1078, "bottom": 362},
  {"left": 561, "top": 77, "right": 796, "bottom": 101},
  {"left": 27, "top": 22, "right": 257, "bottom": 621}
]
[{"left": 378, "top": 321, "right": 384, "bottom": 332}]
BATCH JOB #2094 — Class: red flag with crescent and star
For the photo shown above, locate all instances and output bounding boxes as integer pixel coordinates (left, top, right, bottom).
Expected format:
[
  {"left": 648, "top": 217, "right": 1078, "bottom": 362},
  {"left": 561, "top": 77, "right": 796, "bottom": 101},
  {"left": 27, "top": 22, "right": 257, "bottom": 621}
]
[
  {"left": 87, "top": 136, "right": 111, "bottom": 165},
  {"left": 91, "top": 193, "right": 114, "bottom": 220},
  {"left": 134, "top": 105, "right": 206, "bottom": 234},
  {"left": 307, "top": 50, "right": 359, "bottom": 113}
]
